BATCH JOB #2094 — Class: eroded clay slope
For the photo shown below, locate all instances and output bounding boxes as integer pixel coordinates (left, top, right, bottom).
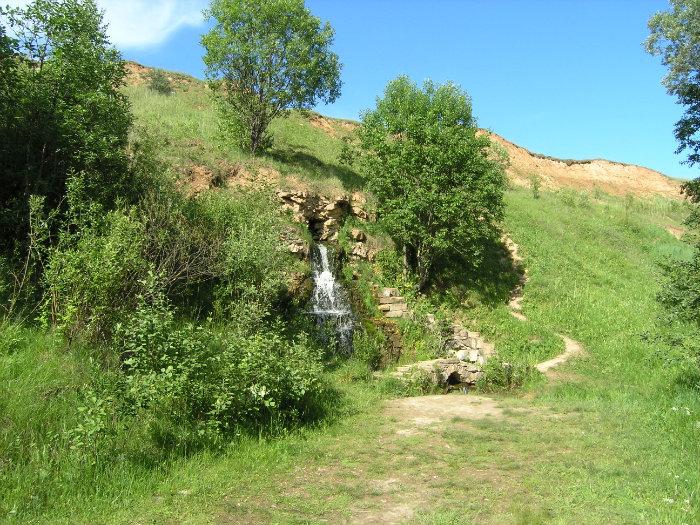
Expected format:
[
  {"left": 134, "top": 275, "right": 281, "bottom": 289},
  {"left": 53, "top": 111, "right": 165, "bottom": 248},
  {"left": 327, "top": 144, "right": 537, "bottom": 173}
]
[{"left": 487, "top": 132, "right": 682, "bottom": 199}]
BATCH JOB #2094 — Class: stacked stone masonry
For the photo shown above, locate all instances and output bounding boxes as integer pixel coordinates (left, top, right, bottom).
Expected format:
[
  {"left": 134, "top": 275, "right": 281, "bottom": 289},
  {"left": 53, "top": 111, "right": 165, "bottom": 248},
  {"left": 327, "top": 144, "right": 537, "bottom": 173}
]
[
  {"left": 392, "top": 319, "right": 496, "bottom": 387},
  {"left": 377, "top": 287, "right": 409, "bottom": 319}
]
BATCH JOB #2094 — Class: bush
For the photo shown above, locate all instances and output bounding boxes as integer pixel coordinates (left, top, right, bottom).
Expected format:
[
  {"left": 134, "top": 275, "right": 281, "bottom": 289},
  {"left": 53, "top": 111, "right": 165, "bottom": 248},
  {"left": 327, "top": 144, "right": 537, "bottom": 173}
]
[
  {"left": 201, "top": 191, "right": 294, "bottom": 325},
  {"left": 41, "top": 162, "right": 297, "bottom": 340},
  {"left": 659, "top": 253, "right": 700, "bottom": 326},
  {"left": 116, "top": 281, "right": 324, "bottom": 444},
  {"left": 146, "top": 68, "right": 173, "bottom": 95},
  {"left": 477, "top": 360, "right": 536, "bottom": 392},
  {"left": 530, "top": 174, "right": 541, "bottom": 199},
  {"left": 352, "top": 323, "right": 384, "bottom": 371},
  {"left": 0, "top": 0, "right": 132, "bottom": 252},
  {"left": 356, "top": 76, "right": 507, "bottom": 290},
  {"left": 43, "top": 208, "right": 149, "bottom": 342}
]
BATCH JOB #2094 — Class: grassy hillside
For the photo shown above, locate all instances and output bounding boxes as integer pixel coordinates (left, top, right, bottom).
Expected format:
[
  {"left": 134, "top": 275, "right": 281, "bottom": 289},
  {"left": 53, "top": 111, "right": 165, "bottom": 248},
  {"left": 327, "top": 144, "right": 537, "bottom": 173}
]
[
  {"left": 2, "top": 67, "right": 699, "bottom": 524},
  {"left": 125, "top": 78, "right": 361, "bottom": 195},
  {"left": 5, "top": 184, "right": 697, "bottom": 523}
]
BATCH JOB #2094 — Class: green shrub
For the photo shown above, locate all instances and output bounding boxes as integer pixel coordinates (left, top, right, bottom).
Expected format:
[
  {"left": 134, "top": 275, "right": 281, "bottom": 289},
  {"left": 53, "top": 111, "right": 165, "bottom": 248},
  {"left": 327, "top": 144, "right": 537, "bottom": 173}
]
[
  {"left": 146, "top": 69, "right": 173, "bottom": 95},
  {"left": 352, "top": 323, "right": 384, "bottom": 371},
  {"left": 116, "top": 282, "right": 325, "bottom": 443},
  {"left": 477, "top": 359, "right": 536, "bottom": 392},
  {"left": 529, "top": 174, "right": 541, "bottom": 199},
  {"left": 43, "top": 209, "right": 149, "bottom": 342},
  {"left": 375, "top": 248, "right": 403, "bottom": 286},
  {"left": 201, "top": 191, "right": 294, "bottom": 325},
  {"left": 0, "top": 0, "right": 133, "bottom": 252}
]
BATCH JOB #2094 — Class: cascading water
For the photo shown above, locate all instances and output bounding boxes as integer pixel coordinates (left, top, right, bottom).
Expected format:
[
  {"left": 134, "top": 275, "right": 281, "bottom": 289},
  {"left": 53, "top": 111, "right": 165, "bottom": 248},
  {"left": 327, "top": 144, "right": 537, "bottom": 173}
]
[{"left": 310, "top": 244, "right": 354, "bottom": 353}]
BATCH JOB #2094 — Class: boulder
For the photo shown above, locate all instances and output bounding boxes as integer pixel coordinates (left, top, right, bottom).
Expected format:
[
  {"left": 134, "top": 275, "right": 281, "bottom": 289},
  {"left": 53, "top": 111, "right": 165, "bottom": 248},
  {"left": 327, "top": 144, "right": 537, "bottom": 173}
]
[
  {"left": 350, "top": 228, "right": 367, "bottom": 242},
  {"left": 351, "top": 192, "right": 369, "bottom": 221}
]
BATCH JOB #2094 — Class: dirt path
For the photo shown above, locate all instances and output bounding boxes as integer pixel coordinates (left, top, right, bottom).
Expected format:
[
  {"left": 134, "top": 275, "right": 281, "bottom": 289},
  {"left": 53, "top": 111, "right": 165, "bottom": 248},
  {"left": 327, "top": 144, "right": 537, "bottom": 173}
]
[
  {"left": 536, "top": 335, "right": 585, "bottom": 378},
  {"left": 504, "top": 237, "right": 586, "bottom": 376}
]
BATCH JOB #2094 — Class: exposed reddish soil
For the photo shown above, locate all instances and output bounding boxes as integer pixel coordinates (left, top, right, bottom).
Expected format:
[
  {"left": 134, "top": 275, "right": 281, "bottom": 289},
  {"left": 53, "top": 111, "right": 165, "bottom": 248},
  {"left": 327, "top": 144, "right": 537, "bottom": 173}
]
[
  {"left": 308, "top": 114, "right": 358, "bottom": 137},
  {"left": 486, "top": 132, "right": 682, "bottom": 199}
]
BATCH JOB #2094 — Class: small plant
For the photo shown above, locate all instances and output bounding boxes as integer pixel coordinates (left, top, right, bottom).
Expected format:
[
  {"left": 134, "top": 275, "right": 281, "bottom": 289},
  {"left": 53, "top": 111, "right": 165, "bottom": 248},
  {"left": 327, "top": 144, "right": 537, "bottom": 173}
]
[
  {"left": 529, "top": 174, "right": 541, "bottom": 199},
  {"left": 146, "top": 69, "right": 173, "bottom": 95},
  {"left": 624, "top": 192, "right": 635, "bottom": 224},
  {"left": 477, "top": 360, "right": 535, "bottom": 392}
]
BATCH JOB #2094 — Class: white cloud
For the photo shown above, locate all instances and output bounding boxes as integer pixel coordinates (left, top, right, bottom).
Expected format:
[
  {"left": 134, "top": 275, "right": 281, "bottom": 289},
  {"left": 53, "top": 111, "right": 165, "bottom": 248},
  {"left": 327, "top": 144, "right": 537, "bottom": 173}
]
[
  {"left": 4, "top": 0, "right": 208, "bottom": 48},
  {"left": 98, "top": 0, "right": 207, "bottom": 48}
]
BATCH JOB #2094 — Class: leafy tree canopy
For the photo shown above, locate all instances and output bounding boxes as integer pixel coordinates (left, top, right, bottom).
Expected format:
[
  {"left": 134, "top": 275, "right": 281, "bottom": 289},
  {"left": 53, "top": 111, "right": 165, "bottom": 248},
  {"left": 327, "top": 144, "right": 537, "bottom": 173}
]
[
  {"left": 647, "top": 0, "right": 700, "bottom": 167},
  {"left": 647, "top": 1, "right": 700, "bottom": 339},
  {"left": 0, "top": 0, "right": 132, "bottom": 251},
  {"left": 356, "top": 76, "right": 507, "bottom": 290},
  {"left": 202, "top": 0, "right": 342, "bottom": 154}
]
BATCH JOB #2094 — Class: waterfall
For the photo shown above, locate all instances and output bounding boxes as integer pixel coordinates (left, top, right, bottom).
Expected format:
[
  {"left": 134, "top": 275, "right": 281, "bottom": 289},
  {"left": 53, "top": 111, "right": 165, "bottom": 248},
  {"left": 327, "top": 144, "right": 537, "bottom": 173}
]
[{"left": 310, "top": 244, "right": 354, "bottom": 353}]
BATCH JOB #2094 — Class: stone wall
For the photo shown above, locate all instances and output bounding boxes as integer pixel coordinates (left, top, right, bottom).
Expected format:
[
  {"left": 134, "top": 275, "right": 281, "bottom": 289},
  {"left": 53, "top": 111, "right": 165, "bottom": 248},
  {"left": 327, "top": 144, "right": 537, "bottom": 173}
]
[
  {"left": 377, "top": 287, "right": 409, "bottom": 318},
  {"left": 391, "top": 318, "right": 496, "bottom": 387}
]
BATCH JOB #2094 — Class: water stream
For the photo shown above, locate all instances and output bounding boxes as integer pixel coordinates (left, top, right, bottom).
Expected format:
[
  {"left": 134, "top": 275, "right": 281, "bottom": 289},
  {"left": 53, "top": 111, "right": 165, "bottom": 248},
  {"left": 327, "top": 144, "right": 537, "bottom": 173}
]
[{"left": 310, "top": 244, "right": 354, "bottom": 353}]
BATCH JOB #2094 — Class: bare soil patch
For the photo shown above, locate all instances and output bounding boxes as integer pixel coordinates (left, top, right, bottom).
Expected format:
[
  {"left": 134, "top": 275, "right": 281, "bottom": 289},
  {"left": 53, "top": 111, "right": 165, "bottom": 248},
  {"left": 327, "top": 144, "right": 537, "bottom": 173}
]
[
  {"left": 386, "top": 394, "right": 505, "bottom": 429},
  {"left": 666, "top": 225, "right": 685, "bottom": 239},
  {"left": 308, "top": 114, "right": 358, "bottom": 137},
  {"left": 486, "top": 132, "right": 682, "bottom": 199}
]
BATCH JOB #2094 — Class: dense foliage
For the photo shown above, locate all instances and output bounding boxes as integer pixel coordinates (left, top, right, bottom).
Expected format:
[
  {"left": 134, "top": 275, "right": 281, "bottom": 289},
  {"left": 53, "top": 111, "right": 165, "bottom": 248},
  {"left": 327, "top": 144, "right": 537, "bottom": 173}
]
[
  {"left": 146, "top": 68, "right": 173, "bottom": 95},
  {"left": 116, "top": 281, "right": 323, "bottom": 442},
  {"left": 202, "top": 0, "right": 342, "bottom": 153},
  {"left": 647, "top": 0, "right": 700, "bottom": 166},
  {"left": 0, "top": 4, "right": 329, "bottom": 519},
  {"left": 647, "top": 0, "right": 700, "bottom": 383},
  {"left": 0, "top": 0, "right": 134, "bottom": 252},
  {"left": 356, "top": 76, "right": 507, "bottom": 290}
]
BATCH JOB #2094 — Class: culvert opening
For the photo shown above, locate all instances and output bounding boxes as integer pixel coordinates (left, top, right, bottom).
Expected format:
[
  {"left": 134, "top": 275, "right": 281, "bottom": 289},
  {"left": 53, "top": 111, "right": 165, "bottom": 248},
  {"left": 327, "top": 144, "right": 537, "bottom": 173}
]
[
  {"left": 446, "top": 371, "right": 462, "bottom": 386},
  {"left": 308, "top": 218, "right": 325, "bottom": 240}
]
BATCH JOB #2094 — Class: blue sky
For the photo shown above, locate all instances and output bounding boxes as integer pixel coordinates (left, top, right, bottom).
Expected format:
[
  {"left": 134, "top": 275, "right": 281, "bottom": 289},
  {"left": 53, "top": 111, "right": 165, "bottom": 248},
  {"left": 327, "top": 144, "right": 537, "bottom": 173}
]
[{"left": 47, "top": 0, "right": 695, "bottom": 180}]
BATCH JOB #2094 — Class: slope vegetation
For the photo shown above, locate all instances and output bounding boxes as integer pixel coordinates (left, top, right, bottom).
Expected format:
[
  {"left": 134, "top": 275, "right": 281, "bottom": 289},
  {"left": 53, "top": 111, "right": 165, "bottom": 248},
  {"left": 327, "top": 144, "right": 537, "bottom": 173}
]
[
  {"left": 46, "top": 187, "right": 697, "bottom": 525},
  {"left": 124, "top": 62, "right": 682, "bottom": 200}
]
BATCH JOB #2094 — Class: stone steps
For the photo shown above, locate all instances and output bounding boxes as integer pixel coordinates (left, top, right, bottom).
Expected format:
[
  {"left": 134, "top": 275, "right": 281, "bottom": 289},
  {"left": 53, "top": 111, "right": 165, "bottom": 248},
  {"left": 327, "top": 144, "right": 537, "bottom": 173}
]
[{"left": 376, "top": 287, "right": 410, "bottom": 319}]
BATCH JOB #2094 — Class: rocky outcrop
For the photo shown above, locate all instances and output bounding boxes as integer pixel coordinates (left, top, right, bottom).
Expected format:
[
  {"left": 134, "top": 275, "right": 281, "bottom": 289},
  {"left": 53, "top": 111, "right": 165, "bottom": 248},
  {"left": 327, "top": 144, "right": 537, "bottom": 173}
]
[
  {"left": 442, "top": 324, "right": 495, "bottom": 365},
  {"left": 277, "top": 190, "right": 368, "bottom": 242},
  {"left": 392, "top": 358, "right": 483, "bottom": 387},
  {"left": 347, "top": 227, "right": 377, "bottom": 261},
  {"left": 280, "top": 226, "right": 310, "bottom": 260}
]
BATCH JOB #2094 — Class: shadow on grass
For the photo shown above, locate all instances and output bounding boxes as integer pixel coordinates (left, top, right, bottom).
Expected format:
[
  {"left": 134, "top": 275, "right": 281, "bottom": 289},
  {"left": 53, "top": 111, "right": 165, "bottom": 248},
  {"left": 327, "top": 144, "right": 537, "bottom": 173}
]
[
  {"left": 428, "top": 236, "right": 523, "bottom": 308},
  {"left": 266, "top": 147, "right": 364, "bottom": 191}
]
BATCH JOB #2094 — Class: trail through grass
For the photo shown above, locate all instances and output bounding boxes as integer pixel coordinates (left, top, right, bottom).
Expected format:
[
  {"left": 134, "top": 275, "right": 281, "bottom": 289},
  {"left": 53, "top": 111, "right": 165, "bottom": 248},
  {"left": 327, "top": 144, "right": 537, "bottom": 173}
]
[{"left": 24, "top": 187, "right": 696, "bottom": 524}]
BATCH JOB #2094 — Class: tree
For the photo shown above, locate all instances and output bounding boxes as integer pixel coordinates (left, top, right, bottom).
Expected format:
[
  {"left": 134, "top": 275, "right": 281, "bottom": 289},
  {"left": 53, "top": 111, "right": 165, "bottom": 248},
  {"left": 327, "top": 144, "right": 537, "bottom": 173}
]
[
  {"left": 647, "top": 0, "right": 700, "bottom": 166},
  {"left": 0, "top": 0, "right": 132, "bottom": 251},
  {"left": 146, "top": 68, "right": 173, "bottom": 95},
  {"left": 356, "top": 76, "right": 507, "bottom": 290},
  {"left": 201, "top": 0, "right": 342, "bottom": 154},
  {"left": 647, "top": 1, "right": 700, "bottom": 318}
]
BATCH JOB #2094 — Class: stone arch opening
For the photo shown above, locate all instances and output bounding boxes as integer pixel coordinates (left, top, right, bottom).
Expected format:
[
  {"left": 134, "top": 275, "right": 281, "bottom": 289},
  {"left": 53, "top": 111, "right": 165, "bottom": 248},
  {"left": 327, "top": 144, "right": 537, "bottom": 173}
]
[{"left": 446, "top": 371, "right": 462, "bottom": 386}]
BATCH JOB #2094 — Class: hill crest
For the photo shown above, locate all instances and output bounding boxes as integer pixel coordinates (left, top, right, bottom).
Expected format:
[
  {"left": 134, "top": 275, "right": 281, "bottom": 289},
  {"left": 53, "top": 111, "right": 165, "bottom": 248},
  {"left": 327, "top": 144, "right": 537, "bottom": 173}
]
[{"left": 125, "top": 61, "right": 682, "bottom": 200}]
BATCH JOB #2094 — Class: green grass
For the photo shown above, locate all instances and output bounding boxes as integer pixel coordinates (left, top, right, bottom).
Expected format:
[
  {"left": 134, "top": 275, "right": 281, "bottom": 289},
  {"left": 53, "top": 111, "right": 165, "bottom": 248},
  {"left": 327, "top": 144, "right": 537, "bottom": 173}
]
[
  {"left": 125, "top": 82, "right": 361, "bottom": 194},
  {"left": 2, "top": 72, "right": 699, "bottom": 523},
  {"left": 4, "top": 184, "right": 697, "bottom": 523}
]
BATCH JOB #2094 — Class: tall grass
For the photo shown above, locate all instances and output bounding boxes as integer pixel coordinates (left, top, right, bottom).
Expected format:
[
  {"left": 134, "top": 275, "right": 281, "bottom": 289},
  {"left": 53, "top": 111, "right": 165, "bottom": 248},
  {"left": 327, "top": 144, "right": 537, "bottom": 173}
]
[{"left": 125, "top": 84, "right": 362, "bottom": 193}]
